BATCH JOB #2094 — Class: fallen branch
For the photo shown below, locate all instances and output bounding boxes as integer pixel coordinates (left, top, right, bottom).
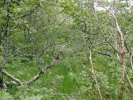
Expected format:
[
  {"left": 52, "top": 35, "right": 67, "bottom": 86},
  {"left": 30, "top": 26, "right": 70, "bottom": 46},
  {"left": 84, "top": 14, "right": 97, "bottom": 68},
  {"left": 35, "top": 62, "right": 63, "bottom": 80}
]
[
  {"left": 24, "top": 45, "right": 65, "bottom": 85},
  {"left": 1, "top": 68, "right": 21, "bottom": 85},
  {"left": 0, "top": 45, "right": 65, "bottom": 86},
  {"left": 24, "top": 58, "right": 56, "bottom": 85}
]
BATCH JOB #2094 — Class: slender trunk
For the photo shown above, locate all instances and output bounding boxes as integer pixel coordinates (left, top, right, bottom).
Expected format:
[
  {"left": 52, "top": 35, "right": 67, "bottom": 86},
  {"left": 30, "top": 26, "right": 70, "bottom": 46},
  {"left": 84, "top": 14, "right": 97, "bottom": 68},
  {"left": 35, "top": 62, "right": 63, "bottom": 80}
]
[
  {"left": 119, "top": 53, "right": 126, "bottom": 100},
  {"left": 89, "top": 50, "right": 103, "bottom": 100}
]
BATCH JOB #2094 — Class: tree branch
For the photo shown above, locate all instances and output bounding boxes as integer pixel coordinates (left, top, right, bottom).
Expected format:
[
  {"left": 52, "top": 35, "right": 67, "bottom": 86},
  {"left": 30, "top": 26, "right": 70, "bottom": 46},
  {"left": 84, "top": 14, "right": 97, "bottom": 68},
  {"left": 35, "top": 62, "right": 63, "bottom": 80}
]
[
  {"left": 24, "top": 45, "right": 65, "bottom": 85},
  {"left": 1, "top": 68, "right": 21, "bottom": 85},
  {"left": 0, "top": 45, "right": 65, "bottom": 86},
  {"left": 89, "top": 50, "right": 103, "bottom": 100}
]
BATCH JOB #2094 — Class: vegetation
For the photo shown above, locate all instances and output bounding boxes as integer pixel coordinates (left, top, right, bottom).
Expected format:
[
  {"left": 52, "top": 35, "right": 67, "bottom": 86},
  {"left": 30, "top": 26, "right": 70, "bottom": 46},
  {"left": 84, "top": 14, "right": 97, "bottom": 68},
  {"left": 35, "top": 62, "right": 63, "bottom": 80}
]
[{"left": 0, "top": 0, "right": 133, "bottom": 100}]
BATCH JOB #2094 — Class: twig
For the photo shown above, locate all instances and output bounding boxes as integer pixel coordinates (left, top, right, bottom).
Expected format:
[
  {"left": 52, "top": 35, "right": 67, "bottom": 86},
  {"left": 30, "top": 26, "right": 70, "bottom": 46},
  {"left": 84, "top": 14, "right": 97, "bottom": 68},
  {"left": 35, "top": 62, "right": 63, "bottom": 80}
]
[{"left": 125, "top": 72, "right": 133, "bottom": 91}]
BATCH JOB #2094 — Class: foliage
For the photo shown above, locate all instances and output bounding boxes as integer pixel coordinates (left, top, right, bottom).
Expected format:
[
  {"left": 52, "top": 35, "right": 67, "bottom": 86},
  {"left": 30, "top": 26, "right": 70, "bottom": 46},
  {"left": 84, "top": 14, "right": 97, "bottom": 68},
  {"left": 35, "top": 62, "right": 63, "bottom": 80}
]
[{"left": 0, "top": 0, "right": 133, "bottom": 100}]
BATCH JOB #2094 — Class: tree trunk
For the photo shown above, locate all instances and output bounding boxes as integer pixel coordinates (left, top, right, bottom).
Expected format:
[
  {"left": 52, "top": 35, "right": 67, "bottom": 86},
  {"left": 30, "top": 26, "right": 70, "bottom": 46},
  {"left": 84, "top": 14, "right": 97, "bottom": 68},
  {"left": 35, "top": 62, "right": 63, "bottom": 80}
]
[{"left": 119, "top": 53, "right": 126, "bottom": 100}]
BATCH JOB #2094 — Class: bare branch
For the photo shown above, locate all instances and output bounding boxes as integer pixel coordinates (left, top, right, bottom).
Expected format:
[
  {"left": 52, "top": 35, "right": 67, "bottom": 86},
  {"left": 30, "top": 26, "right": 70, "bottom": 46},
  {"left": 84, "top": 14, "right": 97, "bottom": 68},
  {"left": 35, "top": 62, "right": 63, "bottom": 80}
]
[
  {"left": 0, "top": 45, "right": 65, "bottom": 86},
  {"left": 24, "top": 58, "right": 56, "bottom": 85},
  {"left": 95, "top": 1, "right": 127, "bottom": 100},
  {"left": 24, "top": 45, "right": 65, "bottom": 85},
  {"left": 1, "top": 68, "right": 21, "bottom": 85},
  {"left": 125, "top": 71, "right": 133, "bottom": 91},
  {"left": 89, "top": 50, "right": 103, "bottom": 100},
  {"left": 92, "top": 2, "right": 119, "bottom": 54}
]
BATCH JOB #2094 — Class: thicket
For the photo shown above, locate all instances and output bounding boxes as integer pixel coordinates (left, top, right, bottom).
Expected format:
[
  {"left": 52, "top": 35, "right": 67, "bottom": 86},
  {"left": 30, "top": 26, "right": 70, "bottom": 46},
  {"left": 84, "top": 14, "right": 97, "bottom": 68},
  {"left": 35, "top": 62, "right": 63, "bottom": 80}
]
[{"left": 0, "top": 0, "right": 133, "bottom": 100}]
